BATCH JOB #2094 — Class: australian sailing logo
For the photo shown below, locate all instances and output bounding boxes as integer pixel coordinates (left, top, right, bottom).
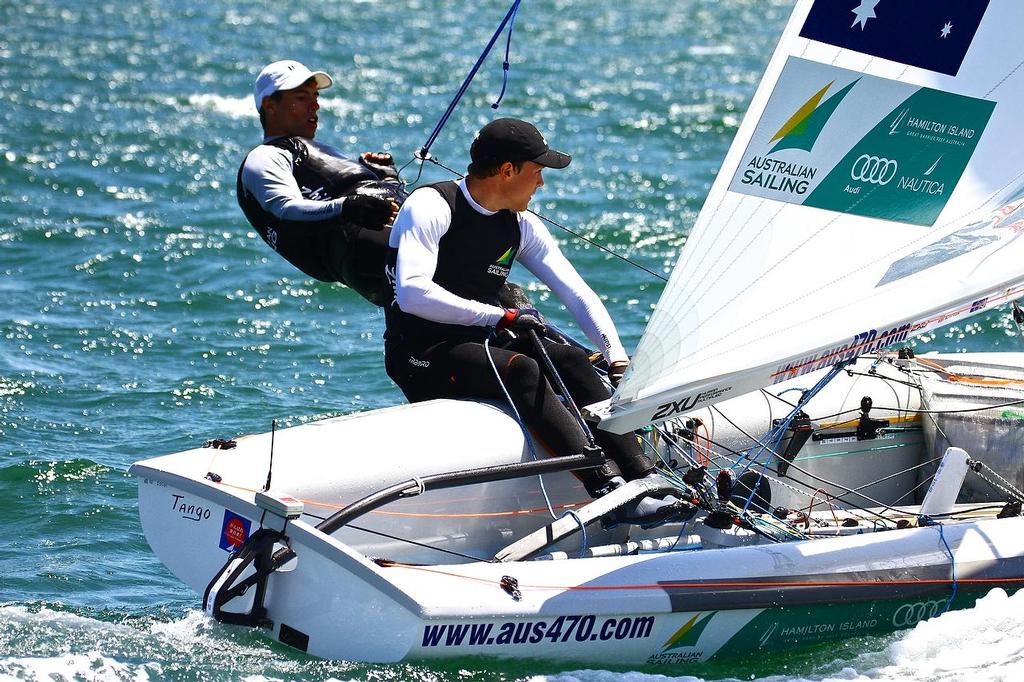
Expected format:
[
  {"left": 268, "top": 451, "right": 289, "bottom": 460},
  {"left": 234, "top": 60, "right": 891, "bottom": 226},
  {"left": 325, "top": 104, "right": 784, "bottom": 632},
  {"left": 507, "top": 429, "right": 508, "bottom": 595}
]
[
  {"left": 738, "top": 78, "right": 856, "bottom": 197},
  {"left": 646, "top": 612, "right": 716, "bottom": 665},
  {"left": 487, "top": 246, "right": 517, "bottom": 276}
]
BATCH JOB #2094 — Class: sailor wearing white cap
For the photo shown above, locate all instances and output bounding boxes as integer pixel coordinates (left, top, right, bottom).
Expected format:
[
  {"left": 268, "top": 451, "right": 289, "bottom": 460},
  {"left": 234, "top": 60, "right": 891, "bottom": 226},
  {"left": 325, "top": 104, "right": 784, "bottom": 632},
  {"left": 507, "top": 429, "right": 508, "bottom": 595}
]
[{"left": 237, "top": 60, "right": 403, "bottom": 305}]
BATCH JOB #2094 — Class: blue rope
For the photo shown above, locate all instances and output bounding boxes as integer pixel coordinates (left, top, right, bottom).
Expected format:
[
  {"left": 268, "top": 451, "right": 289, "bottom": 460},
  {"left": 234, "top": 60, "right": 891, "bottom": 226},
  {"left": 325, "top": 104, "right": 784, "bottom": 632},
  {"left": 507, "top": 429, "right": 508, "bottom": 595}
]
[
  {"left": 560, "top": 509, "right": 588, "bottom": 558},
  {"left": 418, "top": 0, "right": 523, "bottom": 159},
  {"left": 491, "top": 1, "right": 521, "bottom": 109},
  {"left": 936, "top": 522, "right": 958, "bottom": 615},
  {"left": 733, "top": 362, "right": 849, "bottom": 514}
]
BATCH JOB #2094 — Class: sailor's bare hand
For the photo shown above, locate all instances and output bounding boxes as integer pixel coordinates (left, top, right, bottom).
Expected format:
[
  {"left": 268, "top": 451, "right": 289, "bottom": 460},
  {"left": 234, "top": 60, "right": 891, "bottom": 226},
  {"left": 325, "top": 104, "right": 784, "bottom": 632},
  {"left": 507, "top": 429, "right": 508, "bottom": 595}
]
[{"left": 385, "top": 199, "right": 400, "bottom": 227}]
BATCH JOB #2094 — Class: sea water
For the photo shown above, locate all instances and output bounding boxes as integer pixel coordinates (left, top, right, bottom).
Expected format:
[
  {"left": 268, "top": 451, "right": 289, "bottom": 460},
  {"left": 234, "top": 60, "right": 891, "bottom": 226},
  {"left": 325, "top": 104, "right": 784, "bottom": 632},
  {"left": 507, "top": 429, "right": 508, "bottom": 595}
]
[{"left": 3, "top": 0, "right": 1024, "bottom": 680}]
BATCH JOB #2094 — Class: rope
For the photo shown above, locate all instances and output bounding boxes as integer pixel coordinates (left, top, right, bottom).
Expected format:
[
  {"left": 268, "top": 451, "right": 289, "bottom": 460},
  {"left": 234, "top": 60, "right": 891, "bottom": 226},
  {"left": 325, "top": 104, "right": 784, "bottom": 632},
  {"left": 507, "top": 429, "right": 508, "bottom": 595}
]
[
  {"left": 732, "top": 363, "right": 849, "bottom": 514},
  {"left": 417, "top": 0, "right": 523, "bottom": 160},
  {"left": 483, "top": 336, "right": 559, "bottom": 519},
  {"left": 560, "top": 509, "right": 588, "bottom": 558},
  {"left": 490, "top": 0, "right": 521, "bottom": 110},
  {"left": 346, "top": 523, "right": 491, "bottom": 564},
  {"left": 935, "top": 522, "right": 958, "bottom": 616},
  {"left": 398, "top": 0, "right": 667, "bottom": 284},
  {"left": 971, "top": 463, "right": 1024, "bottom": 504},
  {"left": 532, "top": 211, "right": 669, "bottom": 282}
]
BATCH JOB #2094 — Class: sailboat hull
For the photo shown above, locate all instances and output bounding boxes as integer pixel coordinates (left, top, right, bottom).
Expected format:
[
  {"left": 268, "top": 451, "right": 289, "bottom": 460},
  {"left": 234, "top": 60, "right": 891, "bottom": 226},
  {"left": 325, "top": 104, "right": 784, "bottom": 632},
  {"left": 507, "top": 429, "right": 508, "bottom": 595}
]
[
  {"left": 131, "top": 367, "right": 1024, "bottom": 664},
  {"left": 159, "top": 499, "right": 1024, "bottom": 665}
]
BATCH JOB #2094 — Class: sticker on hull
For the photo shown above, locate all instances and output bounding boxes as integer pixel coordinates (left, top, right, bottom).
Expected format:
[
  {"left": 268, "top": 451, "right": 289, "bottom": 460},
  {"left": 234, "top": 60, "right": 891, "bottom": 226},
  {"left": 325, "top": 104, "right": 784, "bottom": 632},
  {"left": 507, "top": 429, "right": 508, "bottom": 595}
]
[{"left": 219, "top": 509, "right": 251, "bottom": 551}]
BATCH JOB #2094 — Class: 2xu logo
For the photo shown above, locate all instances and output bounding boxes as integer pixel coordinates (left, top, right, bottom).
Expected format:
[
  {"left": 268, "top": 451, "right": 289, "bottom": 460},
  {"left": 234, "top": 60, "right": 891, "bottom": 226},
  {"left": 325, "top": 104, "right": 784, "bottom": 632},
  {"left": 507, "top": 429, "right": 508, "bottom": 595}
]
[
  {"left": 652, "top": 390, "right": 716, "bottom": 421},
  {"left": 851, "top": 154, "right": 898, "bottom": 185},
  {"left": 891, "top": 599, "right": 946, "bottom": 627}
]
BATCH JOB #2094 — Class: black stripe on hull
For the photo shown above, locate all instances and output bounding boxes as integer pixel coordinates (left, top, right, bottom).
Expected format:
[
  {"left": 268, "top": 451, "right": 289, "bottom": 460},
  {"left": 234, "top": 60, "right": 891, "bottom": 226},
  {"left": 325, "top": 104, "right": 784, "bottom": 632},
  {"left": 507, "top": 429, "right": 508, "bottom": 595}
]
[{"left": 659, "top": 557, "right": 1024, "bottom": 611}]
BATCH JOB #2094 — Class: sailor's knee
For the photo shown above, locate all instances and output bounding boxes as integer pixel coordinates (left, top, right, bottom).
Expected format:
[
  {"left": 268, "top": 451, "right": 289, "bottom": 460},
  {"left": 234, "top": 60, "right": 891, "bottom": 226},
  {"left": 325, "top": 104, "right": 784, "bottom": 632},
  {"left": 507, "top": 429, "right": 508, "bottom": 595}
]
[{"left": 503, "top": 353, "right": 542, "bottom": 388}]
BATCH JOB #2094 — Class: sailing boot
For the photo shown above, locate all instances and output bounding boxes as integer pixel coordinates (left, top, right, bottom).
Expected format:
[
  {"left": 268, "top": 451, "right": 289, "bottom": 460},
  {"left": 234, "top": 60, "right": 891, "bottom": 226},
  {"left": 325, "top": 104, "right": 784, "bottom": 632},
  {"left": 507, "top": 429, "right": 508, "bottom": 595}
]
[{"left": 598, "top": 473, "right": 696, "bottom": 530}]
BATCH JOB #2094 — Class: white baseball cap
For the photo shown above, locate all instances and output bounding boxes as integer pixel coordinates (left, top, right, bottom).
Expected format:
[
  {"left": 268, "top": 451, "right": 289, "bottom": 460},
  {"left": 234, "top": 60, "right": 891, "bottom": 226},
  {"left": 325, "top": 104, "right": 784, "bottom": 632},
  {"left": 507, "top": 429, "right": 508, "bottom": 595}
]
[{"left": 253, "top": 60, "right": 333, "bottom": 111}]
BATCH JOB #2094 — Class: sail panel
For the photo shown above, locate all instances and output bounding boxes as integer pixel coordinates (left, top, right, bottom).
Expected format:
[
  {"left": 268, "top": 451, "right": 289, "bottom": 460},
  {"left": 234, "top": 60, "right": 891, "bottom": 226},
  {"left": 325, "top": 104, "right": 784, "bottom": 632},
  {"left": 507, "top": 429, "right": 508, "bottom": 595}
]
[{"left": 594, "top": 0, "right": 1024, "bottom": 434}]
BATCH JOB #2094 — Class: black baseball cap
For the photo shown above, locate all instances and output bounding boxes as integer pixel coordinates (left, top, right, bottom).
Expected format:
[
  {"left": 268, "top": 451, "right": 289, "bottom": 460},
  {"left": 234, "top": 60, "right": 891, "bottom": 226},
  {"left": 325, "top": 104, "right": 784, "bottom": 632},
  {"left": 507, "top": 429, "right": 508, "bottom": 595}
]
[{"left": 470, "top": 118, "right": 572, "bottom": 169}]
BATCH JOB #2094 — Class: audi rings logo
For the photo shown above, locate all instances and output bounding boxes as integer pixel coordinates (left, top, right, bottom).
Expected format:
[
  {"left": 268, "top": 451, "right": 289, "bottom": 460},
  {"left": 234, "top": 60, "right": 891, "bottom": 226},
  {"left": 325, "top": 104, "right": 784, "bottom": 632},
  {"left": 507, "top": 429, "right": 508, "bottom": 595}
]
[
  {"left": 891, "top": 599, "right": 946, "bottom": 627},
  {"left": 851, "top": 154, "right": 898, "bottom": 185}
]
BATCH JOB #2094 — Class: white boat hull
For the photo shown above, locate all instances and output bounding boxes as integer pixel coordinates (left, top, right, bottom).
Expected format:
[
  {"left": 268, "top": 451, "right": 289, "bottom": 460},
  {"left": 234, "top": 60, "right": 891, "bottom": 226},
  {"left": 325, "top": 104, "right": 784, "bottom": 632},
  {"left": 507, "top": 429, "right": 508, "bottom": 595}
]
[{"left": 130, "top": 354, "right": 1024, "bottom": 664}]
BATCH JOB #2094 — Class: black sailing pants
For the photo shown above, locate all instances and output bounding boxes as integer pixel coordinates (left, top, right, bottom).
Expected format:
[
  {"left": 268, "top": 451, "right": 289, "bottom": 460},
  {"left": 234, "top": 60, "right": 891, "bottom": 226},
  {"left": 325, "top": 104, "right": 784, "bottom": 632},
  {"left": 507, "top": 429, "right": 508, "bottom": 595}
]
[{"left": 384, "top": 333, "right": 654, "bottom": 494}]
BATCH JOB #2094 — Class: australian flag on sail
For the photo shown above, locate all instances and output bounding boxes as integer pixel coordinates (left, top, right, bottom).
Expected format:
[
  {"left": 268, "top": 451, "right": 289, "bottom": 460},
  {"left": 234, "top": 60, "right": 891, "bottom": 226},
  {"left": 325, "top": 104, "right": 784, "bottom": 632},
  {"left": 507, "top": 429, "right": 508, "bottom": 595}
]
[{"left": 799, "top": 0, "right": 991, "bottom": 76}]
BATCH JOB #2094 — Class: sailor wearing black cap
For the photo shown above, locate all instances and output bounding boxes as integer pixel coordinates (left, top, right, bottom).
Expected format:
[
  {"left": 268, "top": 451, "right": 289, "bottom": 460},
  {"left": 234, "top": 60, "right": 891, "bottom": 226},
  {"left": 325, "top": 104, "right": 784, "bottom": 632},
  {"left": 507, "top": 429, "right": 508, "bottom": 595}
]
[{"left": 383, "top": 118, "right": 686, "bottom": 527}]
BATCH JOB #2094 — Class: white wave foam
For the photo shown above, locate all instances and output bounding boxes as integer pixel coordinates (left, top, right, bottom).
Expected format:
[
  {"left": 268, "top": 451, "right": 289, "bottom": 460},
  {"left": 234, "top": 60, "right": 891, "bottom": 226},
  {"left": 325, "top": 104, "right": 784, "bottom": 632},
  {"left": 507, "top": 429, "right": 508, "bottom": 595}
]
[
  {"left": 0, "top": 606, "right": 365, "bottom": 681},
  {"left": 538, "top": 589, "right": 1024, "bottom": 682},
  {"left": 880, "top": 588, "right": 1024, "bottom": 681},
  {"left": 0, "top": 653, "right": 161, "bottom": 682},
  {"left": 185, "top": 93, "right": 364, "bottom": 121},
  {"left": 188, "top": 93, "right": 256, "bottom": 119}
]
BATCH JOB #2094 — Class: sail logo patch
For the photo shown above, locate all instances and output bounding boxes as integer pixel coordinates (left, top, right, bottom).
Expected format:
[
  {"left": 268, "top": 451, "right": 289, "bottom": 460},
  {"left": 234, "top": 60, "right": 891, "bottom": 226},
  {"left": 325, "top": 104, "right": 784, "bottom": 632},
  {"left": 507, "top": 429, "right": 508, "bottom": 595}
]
[
  {"left": 487, "top": 245, "right": 517, "bottom": 276},
  {"left": 799, "top": 0, "right": 991, "bottom": 76},
  {"left": 878, "top": 186, "right": 1024, "bottom": 286},
  {"left": 728, "top": 58, "right": 994, "bottom": 226},
  {"left": 768, "top": 79, "right": 857, "bottom": 154}
]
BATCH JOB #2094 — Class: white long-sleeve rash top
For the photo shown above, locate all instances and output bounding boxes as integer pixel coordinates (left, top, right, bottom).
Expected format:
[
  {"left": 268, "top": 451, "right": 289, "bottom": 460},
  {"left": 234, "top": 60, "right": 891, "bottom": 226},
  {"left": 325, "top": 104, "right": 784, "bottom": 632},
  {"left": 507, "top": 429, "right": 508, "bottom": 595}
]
[
  {"left": 240, "top": 138, "right": 350, "bottom": 221},
  {"left": 390, "top": 179, "right": 628, "bottom": 364}
]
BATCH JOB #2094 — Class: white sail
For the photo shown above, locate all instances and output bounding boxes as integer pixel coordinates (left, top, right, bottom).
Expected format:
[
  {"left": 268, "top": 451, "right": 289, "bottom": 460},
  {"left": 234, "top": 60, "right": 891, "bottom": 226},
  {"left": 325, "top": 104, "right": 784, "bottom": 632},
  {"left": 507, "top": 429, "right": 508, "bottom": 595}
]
[{"left": 591, "top": 0, "right": 1024, "bottom": 434}]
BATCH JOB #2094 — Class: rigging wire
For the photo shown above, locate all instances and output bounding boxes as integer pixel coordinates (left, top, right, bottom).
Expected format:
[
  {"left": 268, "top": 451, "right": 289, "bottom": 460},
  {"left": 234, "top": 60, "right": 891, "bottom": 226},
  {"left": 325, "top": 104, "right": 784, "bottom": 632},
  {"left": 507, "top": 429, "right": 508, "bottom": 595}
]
[
  {"left": 406, "top": 147, "right": 669, "bottom": 282},
  {"left": 672, "top": 411, "right": 928, "bottom": 524},
  {"left": 392, "top": 0, "right": 669, "bottom": 283},
  {"left": 813, "top": 394, "right": 1024, "bottom": 424},
  {"left": 482, "top": 336, "right": 559, "bottom": 521}
]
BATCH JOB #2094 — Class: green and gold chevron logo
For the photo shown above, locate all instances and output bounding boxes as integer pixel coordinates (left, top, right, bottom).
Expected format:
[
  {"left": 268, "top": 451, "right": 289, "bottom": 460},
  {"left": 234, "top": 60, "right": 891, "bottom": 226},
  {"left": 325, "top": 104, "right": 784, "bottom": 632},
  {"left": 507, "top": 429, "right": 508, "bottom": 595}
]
[
  {"left": 769, "top": 78, "right": 858, "bottom": 154},
  {"left": 495, "top": 246, "right": 517, "bottom": 266},
  {"left": 661, "top": 611, "right": 717, "bottom": 651}
]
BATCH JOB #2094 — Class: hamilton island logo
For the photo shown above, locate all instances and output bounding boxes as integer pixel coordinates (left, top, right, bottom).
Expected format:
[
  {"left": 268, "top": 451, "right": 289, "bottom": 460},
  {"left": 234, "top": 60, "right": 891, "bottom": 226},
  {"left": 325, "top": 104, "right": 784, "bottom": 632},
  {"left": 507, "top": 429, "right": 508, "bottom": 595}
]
[
  {"left": 486, "top": 246, "right": 517, "bottom": 276},
  {"left": 739, "top": 78, "right": 858, "bottom": 196}
]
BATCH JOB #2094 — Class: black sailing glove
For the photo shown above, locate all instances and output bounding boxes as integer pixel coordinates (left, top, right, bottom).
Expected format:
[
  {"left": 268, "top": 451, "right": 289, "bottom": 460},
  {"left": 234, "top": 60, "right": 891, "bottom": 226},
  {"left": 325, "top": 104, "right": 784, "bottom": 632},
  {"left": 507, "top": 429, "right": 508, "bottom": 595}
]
[
  {"left": 341, "top": 194, "right": 393, "bottom": 231},
  {"left": 496, "top": 308, "right": 545, "bottom": 334}
]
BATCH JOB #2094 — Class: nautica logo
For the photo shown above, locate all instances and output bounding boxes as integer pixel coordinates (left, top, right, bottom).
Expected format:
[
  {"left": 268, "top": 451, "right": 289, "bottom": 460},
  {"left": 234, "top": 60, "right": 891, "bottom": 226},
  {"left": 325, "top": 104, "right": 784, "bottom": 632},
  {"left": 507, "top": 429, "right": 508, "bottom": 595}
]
[{"left": 768, "top": 78, "right": 858, "bottom": 154}]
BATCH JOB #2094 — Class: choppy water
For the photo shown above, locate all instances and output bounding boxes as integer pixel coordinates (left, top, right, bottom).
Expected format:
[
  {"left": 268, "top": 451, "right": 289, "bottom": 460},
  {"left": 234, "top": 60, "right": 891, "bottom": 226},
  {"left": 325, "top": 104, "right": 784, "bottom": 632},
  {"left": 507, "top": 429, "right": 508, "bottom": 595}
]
[{"left": 3, "top": 0, "right": 1024, "bottom": 680}]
